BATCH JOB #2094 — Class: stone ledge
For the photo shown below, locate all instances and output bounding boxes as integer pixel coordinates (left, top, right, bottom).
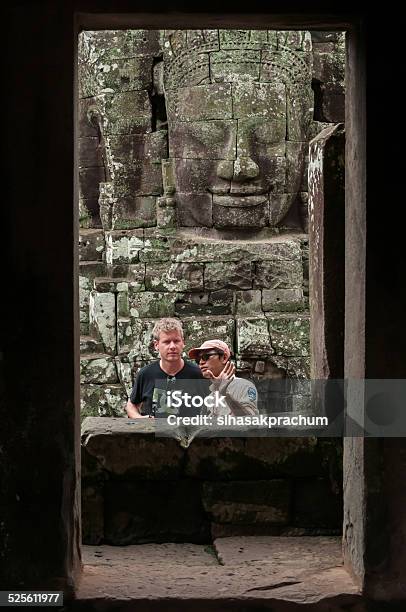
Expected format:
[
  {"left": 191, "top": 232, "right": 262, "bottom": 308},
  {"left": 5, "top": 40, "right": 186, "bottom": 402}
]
[
  {"left": 81, "top": 418, "right": 342, "bottom": 544},
  {"left": 81, "top": 418, "right": 340, "bottom": 480}
]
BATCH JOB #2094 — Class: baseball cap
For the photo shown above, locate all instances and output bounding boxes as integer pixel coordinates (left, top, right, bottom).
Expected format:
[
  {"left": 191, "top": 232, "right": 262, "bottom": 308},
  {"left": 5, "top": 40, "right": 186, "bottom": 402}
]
[{"left": 188, "top": 339, "right": 231, "bottom": 361}]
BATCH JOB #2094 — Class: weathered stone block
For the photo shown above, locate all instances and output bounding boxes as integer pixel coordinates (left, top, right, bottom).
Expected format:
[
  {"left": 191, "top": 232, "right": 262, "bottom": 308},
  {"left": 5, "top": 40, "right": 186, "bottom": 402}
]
[
  {"left": 128, "top": 291, "right": 177, "bottom": 319},
  {"left": 322, "top": 87, "right": 345, "bottom": 123},
  {"left": 171, "top": 238, "right": 246, "bottom": 263},
  {"left": 104, "top": 480, "right": 209, "bottom": 544},
  {"left": 285, "top": 357, "right": 311, "bottom": 379},
  {"left": 105, "top": 230, "right": 144, "bottom": 264},
  {"left": 286, "top": 85, "right": 313, "bottom": 141},
  {"left": 213, "top": 199, "right": 268, "bottom": 229},
  {"left": 108, "top": 132, "right": 167, "bottom": 165},
  {"left": 111, "top": 196, "right": 157, "bottom": 229},
  {"left": 126, "top": 319, "right": 157, "bottom": 362},
  {"left": 145, "top": 263, "right": 204, "bottom": 292},
  {"left": 127, "top": 265, "right": 147, "bottom": 284},
  {"left": 93, "top": 279, "right": 130, "bottom": 293},
  {"left": 174, "top": 291, "right": 234, "bottom": 317},
  {"left": 185, "top": 437, "right": 331, "bottom": 480},
  {"left": 165, "top": 84, "right": 233, "bottom": 121},
  {"left": 257, "top": 153, "right": 287, "bottom": 196},
  {"left": 312, "top": 49, "right": 345, "bottom": 90},
  {"left": 268, "top": 194, "right": 294, "bottom": 226},
  {"left": 261, "top": 48, "right": 312, "bottom": 85},
  {"left": 267, "top": 313, "right": 310, "bottom": 356},
  {"left": 169, "top": 120, "right": 237, "bottom": 160},
  {"left": 311, "top": 32, "right": 342, "bottom": 44},
  {"left": 79, "top": 276, "right": 91, "bottom": 335},
  {"left": 174, "top": 293, "right": 209, "bottom": 316},
  {"left": 185, "top": 29, "right": 220, "bottom": 51},
  {"left": 202, "top": 480, "right": 291, "bottom": 524},
  {"left": 89, "top": 291, "right": 116, "bottom": 354},
  {"left": 236, "top": 317, "right": 273, "bottom": 357},
  {"left": 182, "top": 317, "right": 235, "bottom": 353},
  {"left": 164, "top": 51, "right": 210, "bottom": 90},
  {"left": 79, "top": 30, "right": 161, "bottom": 62},
  {"left": 81, "top": 417, "right": 185, "bottom": 479},
  {"left": 286, "top": 141, "right": 308, "bottom": 192},
  {"left": 80, "top": 354, "right": 118, "bottom": 384},
  {"left": 103, "top": 91, "right": 152, "bottom": 135},
  {"left": 113, "top": 162, "right": 163, "bottom": 197},
  {"left": 153, "top": 60, "right": 164, "bottom": 96},
  {"left": 162, "top": 159, "right": 176, "bottom": 195},
  {"left": 156, "top": 196, "right": 176, "bottom": 228},
  {"left": 114, "top": 356, "right": 134, "bottom": 396},
  {"left": 78, "top": 60, "right": 98, "bottom": 99},
  {"left": 116, "top": 317, "right": 158, "bottom": 358},
  {"left": 246, "top": 437, "right": 332, "bottom": 476},
  {"left": 308, "top": 120, "right": 332, "bottom": 141},
  {"left": 176, "top": 193, "right": 213, "bottom": 227},
  {"left": 171, "top": 236, "right": 302, "bottom": 264},
  {"left": 233, "top": 82, "right": 286, "bottom": 119},
  {"left": 301, "top": 238, "right": 309, "bottom": 293},
  {"left": 277, "top": 30, "right": 307, "bottom": 51},
  {"left": 237, "top": 117, "right": 286, "bottom": 155},
  {"left": 141, "top": 231, "right": 173, "bottom": 263},
  {"left": 208, "top": 290, "right": 235, "bottom": 316},
  {"left": 262, "top": 288, "right": 305, "bottom": 312},
  {"left": 164, "top": 30, "right": 187, "bottom": 55},
  {"left": 98, "top": 182, "right": 113, "bottom": 230},
  {"left": 97, "top": 56, "right": 154, "bottom": 92},
  {"left": 80, "top": 336, "right": 104, "bottom": 354},
  {"left": 82, "top": 484, "right": 104, "bottom": 544},
  {"left": 254, "top": 252, "right": 303, "bottom": 289},
  {"left": 173, "top": 158, "right": 229, "bottom": 194},
  {"left": 116, "top": 289, "right": 130, "bottom": 317},
  {"left": 205, "top": 261, "right": 253, "bottom": 291},
  {"left": 117, "top": 318, "right": 133, "bottom": 354},
  {"left": 78, "top": 137, "right": 104, "bottom": 168},
  {"left": 219, "top": 29, "right": 252, "bottom": 49},
  {"left": 78, "top": 97, "right": 100, "bottom": 137},
  {"left": 79, "top": 166, "right": 105, "bottom": 200},
  {"left": 293, "top": 478, "right": 342, "bottom": 529},
  {"left": 79, "top": 198, "right": 99, "bottom": 229},
  {"left": 210, "top": 50, "right": 260, "bottom": 82},
  {"left": 79, "top": 229, "right": 105, "bottom": 262},
  {"left": 235, "top": 290, "right": 263, "bottom": 315},
  {"left": 81, "top": 384, "right": 127, "bottom": 418},
  {"left": 79, "top": 261, "right": 106, "bottom": 279}
]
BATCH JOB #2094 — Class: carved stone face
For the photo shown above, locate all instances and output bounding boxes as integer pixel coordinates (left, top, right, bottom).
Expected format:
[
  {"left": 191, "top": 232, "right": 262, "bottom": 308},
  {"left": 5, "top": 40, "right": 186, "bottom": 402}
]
[{"left": 163, "top": 30, "right": 313, "bottom": 230}]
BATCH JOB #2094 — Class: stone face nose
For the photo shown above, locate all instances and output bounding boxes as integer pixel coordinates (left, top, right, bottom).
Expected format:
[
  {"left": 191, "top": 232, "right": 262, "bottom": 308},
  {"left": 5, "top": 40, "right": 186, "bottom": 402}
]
[{"left": 233, "top": 156, "right": 260, "bottom": 181}]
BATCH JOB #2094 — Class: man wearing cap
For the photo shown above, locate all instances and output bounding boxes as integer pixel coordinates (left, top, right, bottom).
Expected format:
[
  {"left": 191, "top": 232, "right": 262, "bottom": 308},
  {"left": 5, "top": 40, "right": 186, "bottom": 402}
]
[{"left": 188, "top": 340, "right": 259, "bottom": 417}]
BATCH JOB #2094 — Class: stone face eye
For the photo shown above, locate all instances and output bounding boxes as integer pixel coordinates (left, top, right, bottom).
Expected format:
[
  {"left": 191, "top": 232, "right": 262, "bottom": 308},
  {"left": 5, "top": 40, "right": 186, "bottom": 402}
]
[{"left": 253, "top": 125, "right": 282, "bottom": 146}]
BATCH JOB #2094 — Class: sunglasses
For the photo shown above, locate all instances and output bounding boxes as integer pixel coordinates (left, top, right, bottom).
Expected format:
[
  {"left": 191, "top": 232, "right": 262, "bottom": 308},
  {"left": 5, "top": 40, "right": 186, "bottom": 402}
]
[{"left": 196, "top": 351, "right": 224, "bottom": 363}]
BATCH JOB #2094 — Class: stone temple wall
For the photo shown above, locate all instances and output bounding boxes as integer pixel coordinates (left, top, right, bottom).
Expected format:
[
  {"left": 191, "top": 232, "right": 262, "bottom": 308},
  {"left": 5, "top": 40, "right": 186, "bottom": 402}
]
[{"left": 78, "top": 29, "right": 345, "bottom": 418}]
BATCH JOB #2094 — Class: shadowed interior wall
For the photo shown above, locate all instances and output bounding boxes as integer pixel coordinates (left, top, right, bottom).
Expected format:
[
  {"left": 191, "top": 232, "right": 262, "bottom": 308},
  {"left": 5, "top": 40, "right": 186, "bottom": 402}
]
[{"left": 3, "top": 2, "right": 80, "bottom": 590}]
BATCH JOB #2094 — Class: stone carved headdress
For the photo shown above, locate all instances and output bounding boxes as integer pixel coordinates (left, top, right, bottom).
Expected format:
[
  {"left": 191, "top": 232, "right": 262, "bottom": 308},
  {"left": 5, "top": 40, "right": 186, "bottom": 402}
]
[{"left": 163, "top": 29, "right": 313, "bottom": 90}]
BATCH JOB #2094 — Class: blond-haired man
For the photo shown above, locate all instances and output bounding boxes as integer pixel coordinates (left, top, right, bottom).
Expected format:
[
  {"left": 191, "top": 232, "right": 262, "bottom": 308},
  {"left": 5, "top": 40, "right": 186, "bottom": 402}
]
[{"left": 126, "top": 318, "right": 204, "bottom": 418}]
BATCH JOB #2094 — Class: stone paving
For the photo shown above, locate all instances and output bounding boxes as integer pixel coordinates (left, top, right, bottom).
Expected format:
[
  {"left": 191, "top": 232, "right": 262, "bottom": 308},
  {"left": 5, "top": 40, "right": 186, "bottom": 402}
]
[{"left": 76, "top": 537, "right": 362, "bottom": 610}]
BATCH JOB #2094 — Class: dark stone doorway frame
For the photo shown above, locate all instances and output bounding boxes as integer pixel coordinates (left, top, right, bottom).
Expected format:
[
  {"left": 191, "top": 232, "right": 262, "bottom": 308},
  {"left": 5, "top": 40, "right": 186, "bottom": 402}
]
[{"left": 11, "top": 2, "right": 405, "bottom": 604}]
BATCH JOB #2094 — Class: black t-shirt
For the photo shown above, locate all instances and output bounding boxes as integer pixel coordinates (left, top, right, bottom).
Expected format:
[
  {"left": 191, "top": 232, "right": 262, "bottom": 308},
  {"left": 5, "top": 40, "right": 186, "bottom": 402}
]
[{"left": 129, "top": 360, "right": 207, "bottom": 417}]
